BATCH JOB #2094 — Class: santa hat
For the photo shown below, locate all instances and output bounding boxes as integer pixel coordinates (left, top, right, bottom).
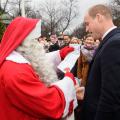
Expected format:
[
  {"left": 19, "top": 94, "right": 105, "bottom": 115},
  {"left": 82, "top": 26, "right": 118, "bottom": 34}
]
[{"left": 0, "top": 17, "right": 40, "bottom": 66}]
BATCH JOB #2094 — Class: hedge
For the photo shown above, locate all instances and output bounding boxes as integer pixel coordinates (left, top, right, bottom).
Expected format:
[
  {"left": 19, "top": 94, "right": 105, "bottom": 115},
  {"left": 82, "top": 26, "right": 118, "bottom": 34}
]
[{"left": 0, "top": 20, "right": 6, "bottom": 42}]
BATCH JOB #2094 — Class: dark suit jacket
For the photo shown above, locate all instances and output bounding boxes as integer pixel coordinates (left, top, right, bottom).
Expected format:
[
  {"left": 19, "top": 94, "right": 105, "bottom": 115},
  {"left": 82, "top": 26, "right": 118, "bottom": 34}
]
[
  {"left": 48, "top": 42, "right": 60, "bottom": 52},
  {"left": 81, "top": 28, "right": 120, "bottom": 120}
]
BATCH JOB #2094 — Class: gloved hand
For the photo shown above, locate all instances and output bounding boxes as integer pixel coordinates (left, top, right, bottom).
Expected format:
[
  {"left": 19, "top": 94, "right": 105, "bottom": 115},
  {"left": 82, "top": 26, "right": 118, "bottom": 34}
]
[
  {"left": 65, "top": 72, "right": 76, "bottom": 85},
  {"left": 59, "top": 46, "right": 74, "bottom": 60}
]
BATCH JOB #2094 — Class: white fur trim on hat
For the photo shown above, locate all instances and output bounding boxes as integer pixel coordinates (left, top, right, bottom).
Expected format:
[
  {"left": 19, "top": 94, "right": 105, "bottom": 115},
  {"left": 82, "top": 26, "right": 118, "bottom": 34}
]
[{"left": 24, "top": 20, "right": 41, "bottom": 40}]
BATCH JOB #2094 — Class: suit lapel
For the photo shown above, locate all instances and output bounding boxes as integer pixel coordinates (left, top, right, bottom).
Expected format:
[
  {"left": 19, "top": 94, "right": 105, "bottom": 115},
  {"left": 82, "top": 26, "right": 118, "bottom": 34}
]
[{"left": 90, "top": 28, "right": 120, "bottom": 66}]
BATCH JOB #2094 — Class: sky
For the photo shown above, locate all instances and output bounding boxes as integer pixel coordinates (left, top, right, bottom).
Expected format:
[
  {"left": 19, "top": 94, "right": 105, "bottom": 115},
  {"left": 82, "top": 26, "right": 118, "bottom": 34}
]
[
  {"left": 1, "top": 0, "right": 110, "bottom": 32},
  {"left": 31, "top": 0, "right": 110, "bottom": 33}
]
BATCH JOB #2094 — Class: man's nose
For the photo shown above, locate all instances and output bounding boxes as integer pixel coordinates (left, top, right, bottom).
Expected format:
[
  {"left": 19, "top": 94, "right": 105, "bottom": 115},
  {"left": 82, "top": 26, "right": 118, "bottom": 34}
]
[{"left": 86, "top": 27, "right": 89, "bottom": 32}]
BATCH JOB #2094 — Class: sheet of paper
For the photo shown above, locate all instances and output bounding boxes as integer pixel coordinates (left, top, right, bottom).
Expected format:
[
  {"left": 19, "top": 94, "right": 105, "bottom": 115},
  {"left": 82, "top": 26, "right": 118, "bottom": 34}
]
[{"left": 57, "top": 44, "right": 80, "bottom": 73}]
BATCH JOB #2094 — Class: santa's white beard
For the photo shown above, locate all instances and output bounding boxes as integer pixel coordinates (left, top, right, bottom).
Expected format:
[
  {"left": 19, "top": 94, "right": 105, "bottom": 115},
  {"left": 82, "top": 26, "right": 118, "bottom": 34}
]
[{"left": 16, "top": 39, "right": 58, "bottom": 86}]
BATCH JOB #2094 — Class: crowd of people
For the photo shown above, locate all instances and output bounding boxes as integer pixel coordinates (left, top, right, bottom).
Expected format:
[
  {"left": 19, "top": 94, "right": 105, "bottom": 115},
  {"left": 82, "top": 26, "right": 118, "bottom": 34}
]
[
  {"left": 38, "top": 33, "right": 100, "bottom": 53},
  {"left": 0, "top": 3, "right": 120, "bottom": 120}
]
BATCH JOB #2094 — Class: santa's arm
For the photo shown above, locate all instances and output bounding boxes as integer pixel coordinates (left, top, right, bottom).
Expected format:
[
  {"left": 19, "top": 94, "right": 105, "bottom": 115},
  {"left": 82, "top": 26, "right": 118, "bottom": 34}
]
[
  {"left": 5, "top": 65, "right": 77, "bottom": 119},
  {"left": 46, "top": 46, "right": 74, "bottom": 71},
  {"left": 46, "top": 50, "right": 61, "bottom": 71}
]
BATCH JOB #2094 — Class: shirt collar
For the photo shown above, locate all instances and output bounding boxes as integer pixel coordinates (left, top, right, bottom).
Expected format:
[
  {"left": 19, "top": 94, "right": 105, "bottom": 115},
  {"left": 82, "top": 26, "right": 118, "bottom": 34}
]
[{"left": 102, "top": 26, "right": 117, "bottom": 40}]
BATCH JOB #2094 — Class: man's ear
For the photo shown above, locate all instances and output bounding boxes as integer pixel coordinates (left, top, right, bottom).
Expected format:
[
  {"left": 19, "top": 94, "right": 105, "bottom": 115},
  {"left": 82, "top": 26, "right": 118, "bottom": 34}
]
[{"left": 96, "top": 13, "right": 103, "bottom": 23}]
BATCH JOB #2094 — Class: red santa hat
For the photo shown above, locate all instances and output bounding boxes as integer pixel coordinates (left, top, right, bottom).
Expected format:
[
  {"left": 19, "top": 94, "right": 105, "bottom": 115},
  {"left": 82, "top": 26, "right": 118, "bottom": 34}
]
[{"left": 0, "top": 17, "right": 40, "bottom": 66}]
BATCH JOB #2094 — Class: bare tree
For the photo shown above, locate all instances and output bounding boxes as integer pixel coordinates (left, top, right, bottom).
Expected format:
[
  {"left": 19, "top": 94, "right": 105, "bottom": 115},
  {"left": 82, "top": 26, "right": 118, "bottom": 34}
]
[
  {"left": 38, "top": 0, "right": 79, "bottom": 35},
  {"left": 109, "top": 0, "right": 120, "bottom": 26},
  {"left": 0, "top": 0, "right": 80, "bottom": 37},
  {"left": 0, "top": 0, "right": 22, "bottom": 17},
  {"left": 71, "top": 23, "right": 87, "bottom": 39},
  {"left": 60, "top": 0, "right": 78, "bottom": 33},
  {"left": 0, "top": 0, "right": 32, "bottom": 18},
  {"left": 0, "top": 0, "right": 9, "bottom": 15}
]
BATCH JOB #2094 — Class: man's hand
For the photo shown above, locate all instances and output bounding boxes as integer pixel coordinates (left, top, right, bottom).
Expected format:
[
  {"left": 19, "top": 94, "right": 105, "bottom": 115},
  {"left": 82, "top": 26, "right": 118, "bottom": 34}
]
[
  {"left": 60, "top": 46, "right": 74, "bottom": 60},
  {"left": 75, "top": 85, "right": 85, "bottom": 100}
]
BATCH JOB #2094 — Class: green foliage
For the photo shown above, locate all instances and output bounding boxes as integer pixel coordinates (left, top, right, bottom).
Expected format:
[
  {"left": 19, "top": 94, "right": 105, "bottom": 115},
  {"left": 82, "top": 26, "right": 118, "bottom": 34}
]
[{"left": 0, "top": 20, "right": 6, "bottom": 42}]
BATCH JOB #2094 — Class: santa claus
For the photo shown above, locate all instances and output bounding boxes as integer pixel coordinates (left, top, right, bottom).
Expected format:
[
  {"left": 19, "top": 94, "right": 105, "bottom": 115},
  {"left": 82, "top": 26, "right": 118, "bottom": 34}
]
[{"left": 0, "top": 17, "right": 78, "bottom": 120}]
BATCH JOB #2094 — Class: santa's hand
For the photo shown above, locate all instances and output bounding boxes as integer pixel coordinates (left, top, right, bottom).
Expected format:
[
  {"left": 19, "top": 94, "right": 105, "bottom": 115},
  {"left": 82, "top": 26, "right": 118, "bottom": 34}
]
[
  {"left": 75, "top": 85, "right": 85, "bottom": 100},
  {"left": 65, "top": 72, "right": 76, "bottom": 85},
  {"left": 59, "top": 46, "right": 74, "bottom": 60}
]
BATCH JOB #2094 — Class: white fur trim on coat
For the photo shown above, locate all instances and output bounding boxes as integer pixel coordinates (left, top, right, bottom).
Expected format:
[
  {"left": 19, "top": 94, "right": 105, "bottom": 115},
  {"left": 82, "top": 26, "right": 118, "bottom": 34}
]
[
  {"left": 52, "top": 76, "right": 78, "bottom": 118},
  {"left": 6, "top": 51, "right": 30, "bottom": 64},
  {"left": 46, "top": 50, "right": 61, "bottom": 71}
]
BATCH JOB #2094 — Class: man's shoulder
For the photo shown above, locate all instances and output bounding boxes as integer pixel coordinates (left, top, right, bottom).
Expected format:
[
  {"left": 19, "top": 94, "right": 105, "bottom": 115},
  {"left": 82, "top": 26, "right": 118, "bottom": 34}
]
[{"left": 105, "top": 28, "right": 120, "bottom": 44}]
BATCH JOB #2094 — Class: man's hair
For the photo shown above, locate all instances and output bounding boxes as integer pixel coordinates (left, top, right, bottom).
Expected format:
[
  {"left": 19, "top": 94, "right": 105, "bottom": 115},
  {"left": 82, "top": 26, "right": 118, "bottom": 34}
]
[
  {"left": 88, "top": 4, "right": 112, "bottom": 19},
  {"left": 85, "top": 33, "right": 93, "bottom": 38}
]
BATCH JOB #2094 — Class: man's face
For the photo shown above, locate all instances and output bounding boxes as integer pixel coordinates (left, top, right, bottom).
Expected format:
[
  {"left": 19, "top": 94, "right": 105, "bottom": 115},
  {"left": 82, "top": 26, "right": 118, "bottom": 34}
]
[
  {"left": 84, "top": 13, "right": 101, "bottom": 40},
  {"left": 63, "top": 35, "right": 70, "bottom": 44},
  {"left": 70, "top": 39, "right": 78, "bottom": 44},
  {"left": 50, "top": 36, "right": 57, "bottom": 44}
]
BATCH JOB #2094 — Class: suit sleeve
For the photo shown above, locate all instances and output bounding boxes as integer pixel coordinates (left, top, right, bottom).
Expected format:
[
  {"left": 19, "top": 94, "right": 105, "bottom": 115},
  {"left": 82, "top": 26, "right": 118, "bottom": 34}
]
[{"left": 95, "top": 40, "right": 120, "bottom": 120}]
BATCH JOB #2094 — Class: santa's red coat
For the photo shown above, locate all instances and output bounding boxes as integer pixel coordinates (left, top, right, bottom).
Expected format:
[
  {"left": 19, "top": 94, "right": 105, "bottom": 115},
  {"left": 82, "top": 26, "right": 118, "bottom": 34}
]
[{"left": 0, "top": 61, "right": 65, "bottom": 120}]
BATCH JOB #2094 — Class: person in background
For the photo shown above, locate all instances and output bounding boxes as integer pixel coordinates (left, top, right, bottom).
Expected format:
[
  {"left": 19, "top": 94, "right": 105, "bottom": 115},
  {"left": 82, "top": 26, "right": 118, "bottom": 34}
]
[
  {"left": 58, "top": 37, "right": 65, "bottom": 48},
  {"left": 48, "top": 34, "right": 60, "bottom": 52},
  {"left": 81, "top": 4, "right": 120, "bottom": 120},
  {"left": 0, "top": 17, "right": 80, "bottom": 120},
  {"left": 60, "top": 35, "right": 71, "bottom": 48},
  {"left": 95, "top": 39, "right": 100, "bottom": 47},
  {"left": 74, "top": 34, "right": 96, "bottom": 120},
  {"left": 38, "top": 35, "right": 47, "bottom": 44},
  {"left": 77, "top": 34, "right": 96, "bottom": 87},
  {"left": 64, "top": 35, "right": 71, "bottom": 45},
  {"left": 70, "top": 37, "right": 80, "bottom": 44},
  {"left": 38, "top": 36, "right": 49, "bottom": 52}
]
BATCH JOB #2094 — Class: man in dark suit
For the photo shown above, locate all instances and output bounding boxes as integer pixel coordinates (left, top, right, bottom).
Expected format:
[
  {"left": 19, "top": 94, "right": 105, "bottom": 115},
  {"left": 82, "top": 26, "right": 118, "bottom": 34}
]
[
  {"left": 48, "top": 35, "right": 60, "bottom": 52},
  {"left": 81, "top": 4, "right": 120, "bottom": 120}
]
